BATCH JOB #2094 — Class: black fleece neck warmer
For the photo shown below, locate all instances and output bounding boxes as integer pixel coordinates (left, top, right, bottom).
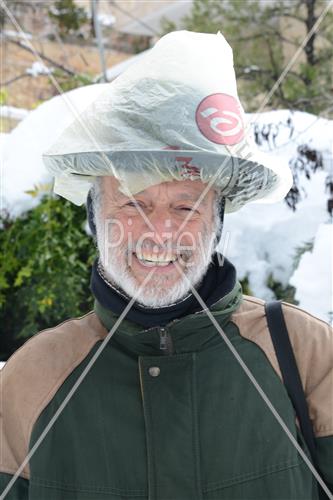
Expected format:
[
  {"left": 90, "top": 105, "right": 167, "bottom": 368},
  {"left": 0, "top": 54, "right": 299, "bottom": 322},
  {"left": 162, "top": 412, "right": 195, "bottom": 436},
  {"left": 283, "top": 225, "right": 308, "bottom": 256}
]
[{"left": 90, "top": 253, "right": 237, "bottom": 328}]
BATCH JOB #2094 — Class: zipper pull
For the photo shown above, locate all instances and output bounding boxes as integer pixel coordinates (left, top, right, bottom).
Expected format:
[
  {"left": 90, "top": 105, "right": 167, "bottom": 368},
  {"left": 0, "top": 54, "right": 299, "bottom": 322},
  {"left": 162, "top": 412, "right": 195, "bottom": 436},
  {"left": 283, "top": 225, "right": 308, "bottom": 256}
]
[
  {"left": 159, "top": 327, "right": 173, "bottom": 354},
  {"left": 159, "top": 327, "right": 168, "bottom": 351}
]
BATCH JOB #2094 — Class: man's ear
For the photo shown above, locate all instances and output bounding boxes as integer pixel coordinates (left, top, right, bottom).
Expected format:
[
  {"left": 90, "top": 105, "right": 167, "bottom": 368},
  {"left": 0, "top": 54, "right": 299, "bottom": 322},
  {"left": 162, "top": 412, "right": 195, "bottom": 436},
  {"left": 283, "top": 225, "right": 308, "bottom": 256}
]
[{"left": 86, "top": 190, "right": 97, "bottom": 237}]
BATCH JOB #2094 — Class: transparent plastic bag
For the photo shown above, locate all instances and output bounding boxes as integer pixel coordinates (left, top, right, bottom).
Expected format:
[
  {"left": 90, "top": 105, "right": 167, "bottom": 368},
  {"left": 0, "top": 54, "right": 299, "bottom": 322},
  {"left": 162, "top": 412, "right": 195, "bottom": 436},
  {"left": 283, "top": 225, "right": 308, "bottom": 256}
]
[{"left": 42, "top": 31, "right": 292, "bottom": 212}]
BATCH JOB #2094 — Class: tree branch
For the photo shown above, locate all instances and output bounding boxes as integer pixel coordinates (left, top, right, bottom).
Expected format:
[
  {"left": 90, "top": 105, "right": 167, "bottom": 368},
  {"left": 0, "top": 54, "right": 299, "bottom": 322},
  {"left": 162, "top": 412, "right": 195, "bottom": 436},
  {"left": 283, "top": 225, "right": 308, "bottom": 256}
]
[
  {"left": 5, "top": 38, "right": 77, "bottom": 77},
  {"left": 2, "top": 72, "right": 32, "bottom": 86},
  {"left": 266, "top": 7, "right": 306, "bottom": 23},
  {"left": 232, "top": 30, "right": 299, "bottom": 47},
  {"left": 237, "top": 66, "right": 306, "bottom": 82}
]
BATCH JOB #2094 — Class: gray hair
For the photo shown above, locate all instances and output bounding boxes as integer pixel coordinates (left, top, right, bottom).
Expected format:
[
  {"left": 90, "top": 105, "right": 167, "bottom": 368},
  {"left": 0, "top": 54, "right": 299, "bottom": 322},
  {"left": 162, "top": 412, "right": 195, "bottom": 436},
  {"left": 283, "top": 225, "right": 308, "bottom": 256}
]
[{"left": 89, "top": 177, "right": 103, "bottom": 239}]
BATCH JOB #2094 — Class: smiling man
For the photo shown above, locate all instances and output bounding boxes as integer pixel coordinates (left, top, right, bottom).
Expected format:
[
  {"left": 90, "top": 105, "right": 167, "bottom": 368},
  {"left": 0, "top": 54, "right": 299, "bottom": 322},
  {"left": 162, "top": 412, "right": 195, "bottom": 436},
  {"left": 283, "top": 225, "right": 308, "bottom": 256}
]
[
  {"left": 93, "top": 177, "right": 219, "bottom": 308},
  {"left": 1, "top": 30, "right": 332, "bottom": 500}
]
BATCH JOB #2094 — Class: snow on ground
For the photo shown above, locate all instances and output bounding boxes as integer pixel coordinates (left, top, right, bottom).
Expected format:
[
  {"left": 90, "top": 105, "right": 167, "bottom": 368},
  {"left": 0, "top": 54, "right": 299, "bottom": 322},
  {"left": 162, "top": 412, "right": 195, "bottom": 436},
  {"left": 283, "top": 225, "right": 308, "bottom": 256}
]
[
  {"left": 1, "top": 105, "right": 30, "bottom": 121},
  {"left": 96, "top": 49, "right": 150, "bottom": 83},
  {"left": 249, "top": 109, "right": 333, "bottom": 153},
  {"left": 1, "top": 83, "right": 108, "bottom": 217},
  {"left": 222, "top": 169, "right": 328, "bottom": 297},
  {"left": 1, "top": 84, "right": 332, "bottom": 322},
  {"left": 219, "top": 110, "right": 332, "bottom": 321},
  {"left": 290, "top": 223, "right": 333, "bottom": 324},
  {"left": 0, "top": 133, "right": 9, "bottom": 147}
]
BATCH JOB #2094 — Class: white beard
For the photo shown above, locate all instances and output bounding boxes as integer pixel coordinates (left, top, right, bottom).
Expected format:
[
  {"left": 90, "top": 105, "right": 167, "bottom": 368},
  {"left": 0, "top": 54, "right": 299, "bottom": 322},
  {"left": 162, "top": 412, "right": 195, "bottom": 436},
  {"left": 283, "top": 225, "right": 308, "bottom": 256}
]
[{"left": 95, "top": 218, "right": 219, "bottom": 308}]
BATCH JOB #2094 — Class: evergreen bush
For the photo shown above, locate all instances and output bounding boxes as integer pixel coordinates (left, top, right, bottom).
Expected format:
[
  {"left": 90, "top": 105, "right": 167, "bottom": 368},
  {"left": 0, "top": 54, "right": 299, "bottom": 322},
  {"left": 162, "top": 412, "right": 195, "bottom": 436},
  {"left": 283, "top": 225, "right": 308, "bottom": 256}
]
[{"left": 0, "top": 195, "right": 96, "bottom": 360}]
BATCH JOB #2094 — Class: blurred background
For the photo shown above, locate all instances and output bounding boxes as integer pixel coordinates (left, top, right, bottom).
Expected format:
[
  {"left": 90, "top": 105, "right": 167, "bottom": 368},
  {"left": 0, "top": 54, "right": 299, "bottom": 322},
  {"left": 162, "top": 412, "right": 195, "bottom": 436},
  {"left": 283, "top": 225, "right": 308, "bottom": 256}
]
[{"left": 0, "top": 0, "right": 332, "bottom": 360}]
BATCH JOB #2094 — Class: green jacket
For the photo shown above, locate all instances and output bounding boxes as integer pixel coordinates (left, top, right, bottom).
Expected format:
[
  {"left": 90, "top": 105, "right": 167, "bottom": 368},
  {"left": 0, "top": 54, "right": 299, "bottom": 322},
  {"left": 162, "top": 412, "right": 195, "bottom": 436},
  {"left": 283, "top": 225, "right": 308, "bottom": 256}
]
[{"left": 1, "top": 283, "right": 332, "bottom": 499}]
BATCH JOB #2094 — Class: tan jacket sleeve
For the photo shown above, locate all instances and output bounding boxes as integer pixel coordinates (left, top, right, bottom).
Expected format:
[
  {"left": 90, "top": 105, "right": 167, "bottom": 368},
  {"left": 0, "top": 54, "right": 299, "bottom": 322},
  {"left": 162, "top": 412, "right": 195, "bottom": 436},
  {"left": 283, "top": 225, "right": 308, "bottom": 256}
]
[
  {"left": 0, "top": 312, "right": 107, "bottom": 480},
  {"left": 231, "top": 296, "right": 333, "bottom": 438}
]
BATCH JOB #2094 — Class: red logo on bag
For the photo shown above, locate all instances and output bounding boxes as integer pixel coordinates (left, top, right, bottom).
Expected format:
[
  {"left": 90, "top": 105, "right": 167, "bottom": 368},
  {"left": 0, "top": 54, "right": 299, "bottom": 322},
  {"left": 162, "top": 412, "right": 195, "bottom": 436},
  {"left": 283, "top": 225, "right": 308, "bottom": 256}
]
[
  {"left": 175, "top": 157, "right": 200, "bottom": 179},
  {"left": 196, "top": 93, "right": 244, "bottom": 145}
]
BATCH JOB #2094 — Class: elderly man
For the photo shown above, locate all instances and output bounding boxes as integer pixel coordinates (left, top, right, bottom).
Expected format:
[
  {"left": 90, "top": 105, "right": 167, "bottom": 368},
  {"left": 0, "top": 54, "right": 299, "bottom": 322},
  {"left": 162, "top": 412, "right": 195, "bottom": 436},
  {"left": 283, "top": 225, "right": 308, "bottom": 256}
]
[{"left": 1, "top": 31, "right": 332, "bottom": 500}]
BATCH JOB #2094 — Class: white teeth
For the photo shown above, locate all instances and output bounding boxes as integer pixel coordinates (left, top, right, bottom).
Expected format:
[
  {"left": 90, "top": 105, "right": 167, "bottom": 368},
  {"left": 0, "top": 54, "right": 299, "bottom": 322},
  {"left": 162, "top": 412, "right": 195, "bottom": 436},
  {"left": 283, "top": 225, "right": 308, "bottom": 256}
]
[{"left": 135, "top": 252, "right": 177, "bottom": 265}]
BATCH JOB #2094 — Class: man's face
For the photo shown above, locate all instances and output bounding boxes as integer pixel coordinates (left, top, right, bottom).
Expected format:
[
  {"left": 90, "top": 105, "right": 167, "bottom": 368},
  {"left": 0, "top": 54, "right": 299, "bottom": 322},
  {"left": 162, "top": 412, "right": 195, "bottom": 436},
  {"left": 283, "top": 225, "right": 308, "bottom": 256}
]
[{"left": 95, "top": 177, "right": 219, "bottom": 307}]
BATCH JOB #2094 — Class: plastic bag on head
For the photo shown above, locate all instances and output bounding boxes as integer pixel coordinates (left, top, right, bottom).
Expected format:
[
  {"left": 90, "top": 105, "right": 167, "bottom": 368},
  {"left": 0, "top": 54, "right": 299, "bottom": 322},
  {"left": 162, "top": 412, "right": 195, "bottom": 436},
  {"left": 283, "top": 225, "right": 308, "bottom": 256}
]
[{"left": 42, "top": 30, "right": 292, "bottom": 212}]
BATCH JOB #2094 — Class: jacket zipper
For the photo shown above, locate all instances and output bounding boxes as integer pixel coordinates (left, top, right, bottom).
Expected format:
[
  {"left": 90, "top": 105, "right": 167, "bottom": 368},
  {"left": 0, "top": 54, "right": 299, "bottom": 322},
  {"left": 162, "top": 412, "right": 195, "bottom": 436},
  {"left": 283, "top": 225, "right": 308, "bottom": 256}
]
[{"left": 159, "top": 327, "right": 174, "bottom": 355}]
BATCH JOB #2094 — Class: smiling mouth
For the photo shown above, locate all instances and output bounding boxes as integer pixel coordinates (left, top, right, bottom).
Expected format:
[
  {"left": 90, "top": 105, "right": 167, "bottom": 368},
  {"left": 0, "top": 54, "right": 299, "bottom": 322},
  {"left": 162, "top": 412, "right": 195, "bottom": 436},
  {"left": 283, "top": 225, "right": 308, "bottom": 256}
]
[{"left": 133, "top": 252, "right": 178, "bottom": 267}]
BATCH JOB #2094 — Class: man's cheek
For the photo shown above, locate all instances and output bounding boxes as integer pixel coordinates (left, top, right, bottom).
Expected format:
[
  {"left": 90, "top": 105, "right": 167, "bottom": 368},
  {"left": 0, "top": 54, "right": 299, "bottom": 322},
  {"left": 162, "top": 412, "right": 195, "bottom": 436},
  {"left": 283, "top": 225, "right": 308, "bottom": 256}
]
[{"left": 103, "top": 218, "right": 124, "bottom": 247}]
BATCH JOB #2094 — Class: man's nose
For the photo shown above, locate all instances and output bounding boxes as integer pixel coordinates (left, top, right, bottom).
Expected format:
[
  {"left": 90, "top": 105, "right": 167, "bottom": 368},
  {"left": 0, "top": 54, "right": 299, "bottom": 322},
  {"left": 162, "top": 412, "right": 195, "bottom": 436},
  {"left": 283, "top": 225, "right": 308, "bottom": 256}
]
[{"left": 145, "top": 209, "right": 176, "bottom": 243}]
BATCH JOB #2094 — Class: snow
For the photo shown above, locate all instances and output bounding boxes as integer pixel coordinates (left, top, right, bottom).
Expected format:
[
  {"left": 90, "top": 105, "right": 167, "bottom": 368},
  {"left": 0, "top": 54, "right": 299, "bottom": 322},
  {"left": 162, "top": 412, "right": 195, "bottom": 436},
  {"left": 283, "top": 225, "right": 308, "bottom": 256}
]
[
  {"left": 97, "top": 13, "right": 116, "bottom": 27},
  {"left": 290, "top": 224, "right": 333, "bottom": 324},
  {"left": 222, "top": 169, "right": 328, "bottom": 299},
  {"left": 1, "top": 105, "right": 30, "bottom": 121},
  {"left": 1, "top": 83, "right": 108, "bottom": 217},
  {"left": 0, "top": 362, "right": 5, "bottom": 369},
  {"left": 48, "top": 6, "right": 72, "bottom": 16},
  {"left": 83, "top": 8, "right": 116, "bottom": 26},
  {"left": 1, "top": 85, "right": 332, "bottom": 322},
  {"left": 3, "top": 29, "right": 32, "bottom": 40},
  {"left": 219, "top": 110, "right": 332, "bottom": 322},
  {"left": 26, "top": 61, "right": 54, "bottom": 77},
  {"left": 249, "top": 110, "right": 333, "bottom": 153},
  {"left": 243, "top": 65, "right": 260, "bottom": 73},
  {"left": 95, "top": 50, "right": 150, "bottom": 83}
]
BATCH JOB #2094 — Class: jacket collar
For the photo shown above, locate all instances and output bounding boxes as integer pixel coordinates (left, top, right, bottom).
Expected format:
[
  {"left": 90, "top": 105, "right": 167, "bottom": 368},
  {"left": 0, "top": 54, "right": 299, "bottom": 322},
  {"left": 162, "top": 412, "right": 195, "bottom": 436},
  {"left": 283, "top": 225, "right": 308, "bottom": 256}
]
[
  {"left": 94, "top": 278, "right": 243, "bottom": 356},
  {"left": 91, "top": 253, "right": 238, "bottom": 329}
]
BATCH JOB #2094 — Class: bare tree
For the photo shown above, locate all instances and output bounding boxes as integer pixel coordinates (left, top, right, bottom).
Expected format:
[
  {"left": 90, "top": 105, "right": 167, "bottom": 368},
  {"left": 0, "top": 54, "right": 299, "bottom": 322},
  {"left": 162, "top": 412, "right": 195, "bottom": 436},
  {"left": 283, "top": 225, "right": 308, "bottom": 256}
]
[{"left": 161, "top": 0, "right": 333, "bottom": 116}]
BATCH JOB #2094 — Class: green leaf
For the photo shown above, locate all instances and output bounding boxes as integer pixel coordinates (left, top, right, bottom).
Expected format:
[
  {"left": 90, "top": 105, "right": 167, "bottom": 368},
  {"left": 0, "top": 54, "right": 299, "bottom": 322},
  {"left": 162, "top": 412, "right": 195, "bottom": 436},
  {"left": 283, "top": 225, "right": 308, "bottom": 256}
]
[{"left": 14, "top": 265, "right": 32, "bottom": 287}]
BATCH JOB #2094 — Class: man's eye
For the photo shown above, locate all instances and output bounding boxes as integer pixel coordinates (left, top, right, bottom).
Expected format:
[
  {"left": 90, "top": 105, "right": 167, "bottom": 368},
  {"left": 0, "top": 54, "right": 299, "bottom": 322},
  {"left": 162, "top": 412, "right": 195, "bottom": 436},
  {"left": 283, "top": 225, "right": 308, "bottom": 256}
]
[
  {"left": 126, "top": 201, "right": 144, "bottom": 208},
  {"left": 176, "top": 206, "right": 194, "bottom": 212}
]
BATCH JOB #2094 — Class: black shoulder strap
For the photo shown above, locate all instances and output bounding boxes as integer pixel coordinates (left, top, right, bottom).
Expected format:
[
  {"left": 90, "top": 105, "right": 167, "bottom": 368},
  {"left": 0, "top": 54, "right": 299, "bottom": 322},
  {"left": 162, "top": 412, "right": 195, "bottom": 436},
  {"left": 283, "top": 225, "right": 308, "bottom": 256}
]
[{"left": 264, "top": 300, "right": 317, "bottom": 461}]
